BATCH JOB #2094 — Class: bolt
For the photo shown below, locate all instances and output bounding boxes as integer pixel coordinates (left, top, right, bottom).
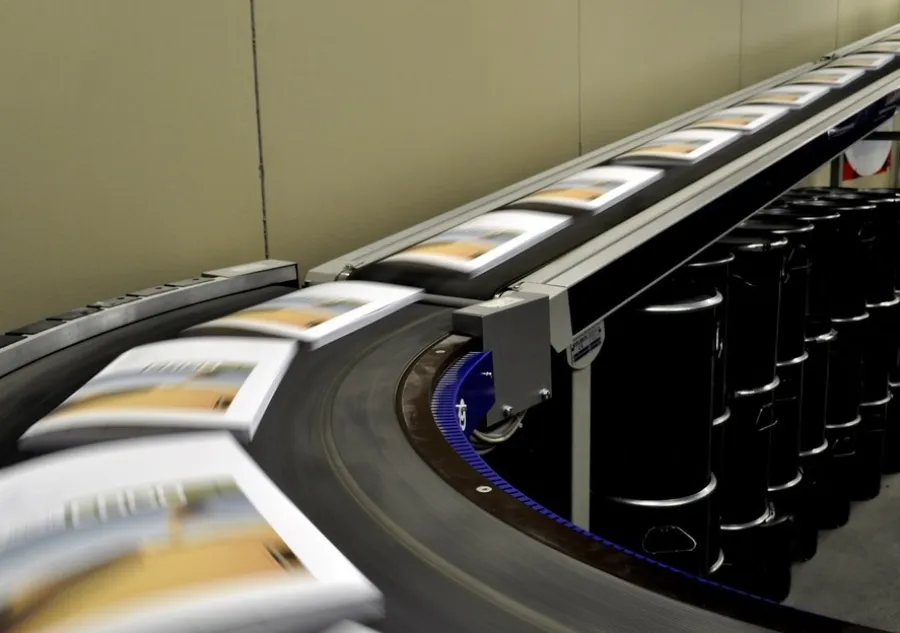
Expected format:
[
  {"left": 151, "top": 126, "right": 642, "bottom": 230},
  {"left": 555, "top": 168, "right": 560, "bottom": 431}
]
[
  {"left": 502, "top": 405, "right": 513, "bottom": 417},
  {"left": 476, "top": 485, "right": 492, "bottom": 493},
  {"left": 540, "top": 388, "right": 551, "bottom": 400}
]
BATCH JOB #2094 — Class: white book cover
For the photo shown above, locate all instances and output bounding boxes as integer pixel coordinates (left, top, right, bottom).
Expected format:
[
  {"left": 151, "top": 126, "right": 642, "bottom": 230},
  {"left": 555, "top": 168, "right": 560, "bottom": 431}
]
[
  {"left": 189, "top": 282, "right": 423, "bottom": 350},
  {"left": 0, "top": 433, "right": 383, "bottom": 633},
  {"left": 794, "top": 67, "right": 865, "bottom": 87},
  {"left": 828, "top": 53, "right": 894, "bottom": 70},
  {"left": 683, "top": 105, "right": 789, "bottom": 133},
  {"left": 510, "top": 165, "right": 664, "bottom": 213},
  {"left": 381, "top": 210, "right": 571, "bottom": 275},
  {"left": 19, "top": 338, "right": 297, "bottom": 451},
  {"left": 616, "top": 129, "right": 739, "bottom": 163},
  {"left": 860, "top": 41, "right": 900, "bottom": 54},
  {"left": 743, "top": 84, "right": 831, "bottom": 108}
]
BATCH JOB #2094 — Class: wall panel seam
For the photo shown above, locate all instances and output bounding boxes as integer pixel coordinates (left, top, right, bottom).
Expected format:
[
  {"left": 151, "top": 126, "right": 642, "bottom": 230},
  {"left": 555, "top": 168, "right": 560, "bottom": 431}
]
[
  {"left": 577, "top": 0, "right": 584, "bottom": 155},
  {"left": 250, "top": 0, "right": 270, "bottom": 258}
]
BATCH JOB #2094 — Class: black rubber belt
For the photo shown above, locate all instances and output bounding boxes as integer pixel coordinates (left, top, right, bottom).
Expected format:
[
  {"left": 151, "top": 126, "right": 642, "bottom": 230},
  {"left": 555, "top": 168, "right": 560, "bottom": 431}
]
[{"left": 251, "top": 303, "right": 774, "bottom": 633}]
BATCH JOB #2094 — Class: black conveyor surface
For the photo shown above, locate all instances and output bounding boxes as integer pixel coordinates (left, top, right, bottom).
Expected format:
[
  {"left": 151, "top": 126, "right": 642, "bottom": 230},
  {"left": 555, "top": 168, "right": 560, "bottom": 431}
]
[
  {"left": 251, "top": 303, "right": 773, "bottom": 633},
  {"left": 0, "top": 285, "right": 289, "bottom": 453}
]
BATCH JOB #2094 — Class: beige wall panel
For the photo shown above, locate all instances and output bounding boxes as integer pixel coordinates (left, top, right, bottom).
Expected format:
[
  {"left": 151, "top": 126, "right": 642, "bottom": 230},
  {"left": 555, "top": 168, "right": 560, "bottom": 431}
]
[
  {"left": 256, "top": 0, "right": 580, "bottom": 272},
  {"left": 580, "top": 0, "right": 742, "bottom": 152},
  {"left": 741, "top": 0, "right": 839, "bottom": 87},
  {"left": 837, "top": 0, "right": 900, "bottom": 46},
  {"left": 0, "top": 1, "right": 264, "bottom": 331}
]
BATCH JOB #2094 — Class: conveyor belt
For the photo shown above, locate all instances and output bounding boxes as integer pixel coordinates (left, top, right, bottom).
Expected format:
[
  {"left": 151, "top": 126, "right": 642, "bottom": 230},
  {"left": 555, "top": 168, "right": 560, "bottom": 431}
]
[
  {"left": 0, "top": 285, "right": 289, "bottom": 457},
  {"left": 0, "top": 295, "right": 883, "bottom": 633},
  {"left": 250, "top": 303, "right": 780, "bottom": 633}
]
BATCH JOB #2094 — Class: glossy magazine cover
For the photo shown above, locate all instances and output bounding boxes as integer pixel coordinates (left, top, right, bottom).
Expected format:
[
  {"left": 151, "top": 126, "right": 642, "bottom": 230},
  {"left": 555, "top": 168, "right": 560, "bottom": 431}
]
[
  {"left": 828, "top": 53, "right": 894, "bottom": 70},
  {"left": 0, "top": 434, "right": 382, "bottom": 633},
  {"left": 683, "top": 105, "right": 789, "bottom": 133},
  {"left": 510, "top": 165, "right": 663, "bottom": 212},
  {"left": 19, "top": 338, "right": 296, "bottom": 450},
  {"left": 381, "top": 210, "right": 571, "bottom": 275},
  {"left": 794, "top": 67, "right": 865, "bottom": 87},
  {"left": 189, "top": 282, "right": 423, "bottom": 349},
  {"left": 743, "top": 84, "right": 831, "bottom": 108},
  {"left": 616, "top": 129, "right": 739, "bottom": 163}
]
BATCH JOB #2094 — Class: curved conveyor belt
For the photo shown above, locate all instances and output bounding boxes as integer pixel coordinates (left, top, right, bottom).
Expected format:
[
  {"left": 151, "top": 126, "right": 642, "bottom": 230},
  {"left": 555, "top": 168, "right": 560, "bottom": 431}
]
[
  {"left": 0, "top": 297, "right": 883, "bottom": 633},
  {"left": 250, "top": 303, "right": 778, "bottom": 633}
]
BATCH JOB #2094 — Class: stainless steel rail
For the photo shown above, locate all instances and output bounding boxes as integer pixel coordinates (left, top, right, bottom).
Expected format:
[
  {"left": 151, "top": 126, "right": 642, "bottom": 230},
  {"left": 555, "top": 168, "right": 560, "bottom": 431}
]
[{"left": 0, "top": 260, "right": 298, "bottom": 379}]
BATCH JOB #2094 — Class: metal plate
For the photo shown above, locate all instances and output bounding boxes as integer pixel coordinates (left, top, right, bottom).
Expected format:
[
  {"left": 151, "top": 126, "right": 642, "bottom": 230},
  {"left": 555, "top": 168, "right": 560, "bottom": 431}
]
[
  {"left": 7, "top": 320, "right": 63, "bottom": 336},
  {"left": 128, "top": 285, "right": 176, "bottom": 298},
  {"left": 47, "top": 307, "right": 101, "bottom": 321},
  {"left": 88, "top": 296, "right": 140, "bottom": 309}
]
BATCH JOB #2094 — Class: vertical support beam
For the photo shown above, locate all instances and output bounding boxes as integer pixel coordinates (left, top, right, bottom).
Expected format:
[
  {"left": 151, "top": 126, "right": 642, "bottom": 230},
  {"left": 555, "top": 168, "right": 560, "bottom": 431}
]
[
  {"left": 571, "top": 364, "right": 592, "bottom": 530},
  {"left": 830, "top": 155, "right": 843, "bottom": 187}
]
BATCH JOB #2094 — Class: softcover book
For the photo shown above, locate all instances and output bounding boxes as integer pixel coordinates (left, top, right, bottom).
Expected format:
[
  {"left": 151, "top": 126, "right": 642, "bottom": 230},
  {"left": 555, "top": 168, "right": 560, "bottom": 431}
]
[
  {"left": 743, "top": 84, "right": 831, "bottom": 108},
  {"left": 860, "top": 41, "right": 900, "bottom": 54},
  {"left": 794, "top": 67, "right": 865, "bottom": 87},
  {"left": 189, "top": 281, "right": 423, "bottom": 349},
  {"left": 684, "top": 105, "right": 789, "bottom": 133},
  {"left": 616, "top": 129, "right": 739, "bottom": 163},
  {"left": 19, "top": 338, "right": 297, "bottom": 451},
  {"left": 381, "top": 210, "right": 571, "bottom": 275},
  {"left": 509, "top": 165, "right": 663, "bottom": 213},
  {"left": 828, "top": 53, "right": 894, "bottom": 70},
  {"left": 0, "top": 433, "right": 383, "bottom": 633}
]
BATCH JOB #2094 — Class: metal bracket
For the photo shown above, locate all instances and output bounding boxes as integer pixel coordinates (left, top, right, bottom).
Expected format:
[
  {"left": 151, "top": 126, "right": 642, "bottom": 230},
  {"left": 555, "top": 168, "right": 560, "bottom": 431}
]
[{"left": 452, "top": 292, "right": 551, "bottom": 425}]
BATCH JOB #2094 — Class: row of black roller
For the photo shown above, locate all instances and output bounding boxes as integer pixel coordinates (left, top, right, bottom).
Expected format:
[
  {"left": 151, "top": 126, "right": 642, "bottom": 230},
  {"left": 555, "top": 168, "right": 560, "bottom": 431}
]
[{"left": 501, "top": 185, "right": 900, "bottom": 604}]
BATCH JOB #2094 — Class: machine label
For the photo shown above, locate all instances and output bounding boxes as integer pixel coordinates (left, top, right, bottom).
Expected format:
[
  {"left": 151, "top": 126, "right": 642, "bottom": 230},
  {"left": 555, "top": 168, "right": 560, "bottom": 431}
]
[{"left": 568, "top": 320, "right": 606, "bottom": 369}]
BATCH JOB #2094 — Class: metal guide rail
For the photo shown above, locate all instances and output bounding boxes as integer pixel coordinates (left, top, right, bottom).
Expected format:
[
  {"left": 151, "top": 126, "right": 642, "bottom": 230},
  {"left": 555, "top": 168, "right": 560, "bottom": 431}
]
[
  {"left": 308, "top": 23, "right": 900, "bottom": 359},
  {"left": 0, "top": 260, "right": 299, "bottom": 380}
]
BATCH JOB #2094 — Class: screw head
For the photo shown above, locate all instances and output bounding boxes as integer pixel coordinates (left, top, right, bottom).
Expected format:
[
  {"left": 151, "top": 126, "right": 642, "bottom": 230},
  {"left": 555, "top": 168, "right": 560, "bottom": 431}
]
[
  {"left": 540, "top": 388, "right": 551, "bottom": 400},
  {"left": 476, "top": 485, "right": 492, "bottom": 493},
  {"left": 501, "top": 405, "right": 513, "bottom": 417}
]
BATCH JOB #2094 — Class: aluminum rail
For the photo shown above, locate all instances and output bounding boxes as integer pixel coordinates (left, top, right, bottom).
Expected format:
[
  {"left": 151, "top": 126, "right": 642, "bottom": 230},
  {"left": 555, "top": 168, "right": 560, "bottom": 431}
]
[
  {"left": 306, "top": 22, "right": 900, "bottom": 284},
  {"left": 0, "top": 260, "right": 298, "bottom": 380}
]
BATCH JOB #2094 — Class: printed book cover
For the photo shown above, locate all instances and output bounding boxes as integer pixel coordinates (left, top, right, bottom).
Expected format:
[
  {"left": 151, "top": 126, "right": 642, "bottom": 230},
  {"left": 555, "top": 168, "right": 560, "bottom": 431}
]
[
  {"left": 616, "top": 129, "right": 739, "bottom": 163},
  {"left": 0, "top": 434, "right": 383, "bottom": 633},
  {"left": 509, "top": 165, "right": 664, "bottom": 212},
  {"left": 19, "top": 338, "right": 297, "bottom": 451},
  {"left": 381, "top": 210, "right": 571, "bottom": 275},
  {"left": 828, "top": 53, "right": 894, "bottom": 70},
  {"left": 742, "top": 84, "right": 831, "bottom": 108},
  {"left": 860, "top": 41, "right": 900, "bottom": 54},
  {"left": 683, "top": 105, "right": 789, "bottom": 133},
  {"left": 793, "top": 67, "right": 865, "bottom": 87},
  {"left": 189, "top": 282, "right": 423, "bottom": 350}
]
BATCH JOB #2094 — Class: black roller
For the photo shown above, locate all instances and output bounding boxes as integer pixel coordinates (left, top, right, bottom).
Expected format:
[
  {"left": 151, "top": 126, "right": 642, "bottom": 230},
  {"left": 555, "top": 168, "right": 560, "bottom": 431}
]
[
  {"left": 718, "top": 234, "right": 787, "bottom": 392},
  {"left": 735, "top": 216, "right": 813, "bottom": 365},
  {"left": 591, "top": 286, "right": 721, "bottom": 501}
]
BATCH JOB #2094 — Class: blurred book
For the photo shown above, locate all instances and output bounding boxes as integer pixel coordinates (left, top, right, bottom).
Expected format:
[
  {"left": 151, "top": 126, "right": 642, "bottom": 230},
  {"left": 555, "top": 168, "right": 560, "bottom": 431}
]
[
  {"left": 683, "top": 105, "right": 788, "bottom": 134},
  {"left": 0, "top": 433, "right": 383, "bottom": 633},
  {"left": 828, "top": 53, "right": 893, "bottom": 70},
  {"left": 616, "top": 129, "right": 739, "bottom": 164},
  {"left": 19, "top": 338, "right": 296, "bottom": 451},
  {"left": 509, "top": 165, "right": 663, "bottom": 213},
  {"left": 381, "top": 210, "right": 571, "bottom": 275},
  {"left": 794, "top": 67, "right": 865, "bottom": 87},
  {"left": 859, "top": 41, "right": 900, "bottom": 54},
  {"left": 189, "top": 282, "right": 423, "bottom": 349},
  {"left": 743, "top": 84, "right": 831, "bottom": 108}
]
